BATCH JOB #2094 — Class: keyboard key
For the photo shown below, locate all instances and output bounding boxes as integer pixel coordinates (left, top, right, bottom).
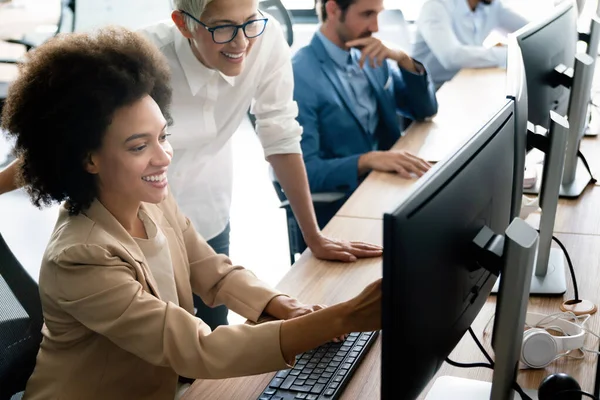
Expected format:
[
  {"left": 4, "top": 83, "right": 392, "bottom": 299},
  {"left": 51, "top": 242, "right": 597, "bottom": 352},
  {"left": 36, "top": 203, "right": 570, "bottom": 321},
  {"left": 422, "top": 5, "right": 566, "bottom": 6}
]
[
  {"left": 310, "top": 384, "right": 325, "bottom": 394},
  {"left": 269, "top": 378, "right": 284, "bottom": 388},
  {"left": 324, "top": 388, "right": 336, "bottom": 396},
  {"left": 264, "top": 388, "right": 276, "bottom": 395},
  {"left": 281, "top": 376, "right": 296, "bottom": 390},
  {"left": 298, "top": 374, "right": 309, "bottom": 380},
  {"left": 295, "top": 394, "right": 307, "bottom": 399},
  {"left": 317, "top": 377, "right": 329, "bottom": 384},
  {"left": 307, "top": 395, "right": 318, "bottom": 400},
  {"left": 306, "top": 379, "right": 317, "bottom": 385},
  {"left": 290, "top": 384, "right": 313, "bottom": 392},
  {"left": 276, "top": 370, "right": 289, "bottom": 379}
]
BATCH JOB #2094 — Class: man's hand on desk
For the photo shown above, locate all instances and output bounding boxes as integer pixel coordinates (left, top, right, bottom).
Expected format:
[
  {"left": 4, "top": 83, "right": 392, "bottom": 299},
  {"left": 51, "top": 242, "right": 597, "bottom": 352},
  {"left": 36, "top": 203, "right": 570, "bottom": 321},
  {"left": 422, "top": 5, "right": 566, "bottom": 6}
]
[
  {"left": 304, "top": 233, "right": 383, "bottom": 263},
  {"left": 358, "top": 150, "right": 432, "bottom": 178}
]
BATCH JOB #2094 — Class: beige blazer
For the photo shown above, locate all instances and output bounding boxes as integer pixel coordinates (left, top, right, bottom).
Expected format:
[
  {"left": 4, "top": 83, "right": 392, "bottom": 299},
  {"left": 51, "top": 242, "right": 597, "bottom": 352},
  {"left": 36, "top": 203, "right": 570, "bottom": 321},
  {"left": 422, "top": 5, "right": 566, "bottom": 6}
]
[{"left": 23, "top": 191, "right": 290, "bottom": 400}]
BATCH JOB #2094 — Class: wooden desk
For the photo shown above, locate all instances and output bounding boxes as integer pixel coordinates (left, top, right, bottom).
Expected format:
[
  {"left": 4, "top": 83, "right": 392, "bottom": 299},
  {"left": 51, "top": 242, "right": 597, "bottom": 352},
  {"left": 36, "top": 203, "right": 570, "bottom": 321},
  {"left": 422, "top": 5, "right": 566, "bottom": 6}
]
[
  {"left": 183, "top": 224, "right": 600, "bottom": 399},
  {"left": 337, "top": 68, "right": 509, "bottom": 220},
  {"left": 182, "top": 216, "right": 384, "bottom": 400},
  {"left": 184, "top": 67, "right": 600, "bottom": 399}
]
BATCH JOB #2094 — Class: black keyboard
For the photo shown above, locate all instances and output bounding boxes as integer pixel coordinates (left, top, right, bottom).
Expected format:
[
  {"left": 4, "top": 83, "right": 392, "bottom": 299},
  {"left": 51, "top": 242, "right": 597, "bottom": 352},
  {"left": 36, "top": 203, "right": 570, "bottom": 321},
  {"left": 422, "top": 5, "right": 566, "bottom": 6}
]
[{"left": 257, "top": 331, "right": 379, "bottom": 400}]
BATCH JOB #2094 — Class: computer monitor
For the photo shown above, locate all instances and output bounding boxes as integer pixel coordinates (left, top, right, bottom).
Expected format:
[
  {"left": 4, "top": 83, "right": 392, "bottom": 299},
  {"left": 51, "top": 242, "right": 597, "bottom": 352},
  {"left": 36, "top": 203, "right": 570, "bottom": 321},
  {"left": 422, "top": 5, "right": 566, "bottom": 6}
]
[
  {"left": 381, "top": 99, "right": 542, "bottom": 399},
  {"left": 515, "top": 0, "right": 577, "bottom": 130},
  {"left": 505, "top": 35, "right": 529, "bottom": 221},
  {"left": 518, "top": 0, "right": 598, "bottom": 198},
  {"left": 493, "top": 37, "right": 569, "bottom": 295}
]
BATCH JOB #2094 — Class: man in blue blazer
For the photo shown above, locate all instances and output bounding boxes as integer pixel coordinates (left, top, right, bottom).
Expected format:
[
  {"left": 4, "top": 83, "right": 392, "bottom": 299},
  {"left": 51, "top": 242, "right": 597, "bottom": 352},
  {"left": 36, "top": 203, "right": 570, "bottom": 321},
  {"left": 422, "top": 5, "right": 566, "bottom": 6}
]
[{"left": 292, "top": 0, "right": 439, "bottom": 227}]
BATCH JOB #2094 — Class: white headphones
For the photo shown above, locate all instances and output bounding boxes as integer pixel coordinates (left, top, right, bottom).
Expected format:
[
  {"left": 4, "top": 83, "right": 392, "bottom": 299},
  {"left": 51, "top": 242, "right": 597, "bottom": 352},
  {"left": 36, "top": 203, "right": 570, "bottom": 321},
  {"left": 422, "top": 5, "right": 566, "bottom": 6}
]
[{"left": 521, "top": 312, "right": 586, "bottom": 369}]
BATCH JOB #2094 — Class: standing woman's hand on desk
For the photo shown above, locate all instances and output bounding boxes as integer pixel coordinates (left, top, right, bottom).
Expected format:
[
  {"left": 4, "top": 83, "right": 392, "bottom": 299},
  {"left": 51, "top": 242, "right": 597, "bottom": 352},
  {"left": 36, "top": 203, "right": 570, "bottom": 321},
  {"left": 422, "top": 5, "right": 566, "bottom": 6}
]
[
  {"left": 358, "top": 150, "right": 432, "bottom": 179},
  {"left": 306, "top": 234, "right": 383, "bottom": 263}
]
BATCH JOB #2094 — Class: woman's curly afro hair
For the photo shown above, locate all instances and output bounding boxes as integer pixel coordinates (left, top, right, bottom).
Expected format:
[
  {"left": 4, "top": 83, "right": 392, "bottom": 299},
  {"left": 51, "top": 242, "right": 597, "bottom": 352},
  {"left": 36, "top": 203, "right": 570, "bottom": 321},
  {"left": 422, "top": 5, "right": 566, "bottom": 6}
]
[{"left": 1, "top": 26, "right": 173, "bottom": 214}]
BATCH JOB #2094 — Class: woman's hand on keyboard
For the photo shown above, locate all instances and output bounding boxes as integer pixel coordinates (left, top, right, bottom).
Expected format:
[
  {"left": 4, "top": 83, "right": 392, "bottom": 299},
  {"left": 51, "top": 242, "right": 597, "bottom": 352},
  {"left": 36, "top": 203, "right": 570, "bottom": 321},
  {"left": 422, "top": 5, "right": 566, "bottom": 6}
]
[{"left": 265, "top": 296, "right": 348, "bottom": 342}]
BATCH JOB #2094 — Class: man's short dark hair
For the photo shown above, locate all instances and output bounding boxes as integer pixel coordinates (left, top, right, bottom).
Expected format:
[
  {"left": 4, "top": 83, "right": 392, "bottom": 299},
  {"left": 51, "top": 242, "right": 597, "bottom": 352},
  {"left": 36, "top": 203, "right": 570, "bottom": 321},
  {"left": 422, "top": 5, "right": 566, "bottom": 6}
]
[
  {"left": 317, "top": 0, "right": 357, "bottom": 23},
  {"left": 1, "top": 26, "right": 173, "bottom": 215}
]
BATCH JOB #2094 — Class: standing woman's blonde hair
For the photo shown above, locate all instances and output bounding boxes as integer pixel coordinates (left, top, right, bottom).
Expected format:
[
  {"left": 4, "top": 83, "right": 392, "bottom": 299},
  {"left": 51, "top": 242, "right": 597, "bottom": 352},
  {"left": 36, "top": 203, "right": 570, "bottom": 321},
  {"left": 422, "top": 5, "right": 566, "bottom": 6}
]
[{"left": 173, "top": 0, "right": 215, "bottom": 31}]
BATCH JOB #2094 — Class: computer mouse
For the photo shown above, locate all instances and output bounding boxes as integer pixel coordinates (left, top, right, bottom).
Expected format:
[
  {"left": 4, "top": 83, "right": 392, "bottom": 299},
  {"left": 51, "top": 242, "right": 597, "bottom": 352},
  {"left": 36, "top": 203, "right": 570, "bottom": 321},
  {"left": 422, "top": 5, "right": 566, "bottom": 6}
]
[{"left": 538, "top": 373, "right": 582, "bottom": 400}]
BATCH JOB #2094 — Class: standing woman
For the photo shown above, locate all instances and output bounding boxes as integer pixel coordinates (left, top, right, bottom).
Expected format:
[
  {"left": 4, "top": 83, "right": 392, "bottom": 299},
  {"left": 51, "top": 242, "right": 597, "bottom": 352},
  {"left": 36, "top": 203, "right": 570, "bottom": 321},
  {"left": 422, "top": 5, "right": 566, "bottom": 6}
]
[{"left": 1, "top": 27, "right": 381, "bottom": 400}]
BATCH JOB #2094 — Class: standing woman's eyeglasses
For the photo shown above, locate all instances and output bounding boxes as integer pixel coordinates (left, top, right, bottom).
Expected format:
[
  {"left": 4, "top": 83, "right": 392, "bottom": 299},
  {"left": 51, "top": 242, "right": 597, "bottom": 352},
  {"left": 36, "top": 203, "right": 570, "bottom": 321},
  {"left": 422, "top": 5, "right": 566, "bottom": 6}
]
[{"left": 179, "top": 9, "right": 269, "bottom": 44}]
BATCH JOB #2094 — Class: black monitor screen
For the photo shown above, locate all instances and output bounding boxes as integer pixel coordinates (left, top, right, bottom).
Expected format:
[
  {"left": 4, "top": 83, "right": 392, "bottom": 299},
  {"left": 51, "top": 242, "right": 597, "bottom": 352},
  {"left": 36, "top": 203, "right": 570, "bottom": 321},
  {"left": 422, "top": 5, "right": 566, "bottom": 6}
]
[
  {"left": 381, "top": 101, "right": 515, "bottom": 399},
  {"left": 516, "top": 1, "right": 577, "bottom": 128}
]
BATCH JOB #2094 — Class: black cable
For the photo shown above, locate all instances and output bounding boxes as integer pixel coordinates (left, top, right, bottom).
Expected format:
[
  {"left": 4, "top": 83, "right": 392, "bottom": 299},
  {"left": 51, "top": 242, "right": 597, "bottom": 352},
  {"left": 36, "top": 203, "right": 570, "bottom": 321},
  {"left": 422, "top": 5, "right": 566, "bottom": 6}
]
[
  {"left": 577, "top": 150, "right": 598, "bottom": 184},
  {"left": 534, "top": 229, "right": 579, "bottom": 301},
  {"left": 469, "top": 327, "right": 494, "bottom": 366},
  {"left": 446, "top": 328, "right": 533, "bottom": 400},
  {"left": 444, "top": 358, "right": 493, "bottom": 369},
  {"left": 549, "top": 234, "right": 579, "bottom": 301}
]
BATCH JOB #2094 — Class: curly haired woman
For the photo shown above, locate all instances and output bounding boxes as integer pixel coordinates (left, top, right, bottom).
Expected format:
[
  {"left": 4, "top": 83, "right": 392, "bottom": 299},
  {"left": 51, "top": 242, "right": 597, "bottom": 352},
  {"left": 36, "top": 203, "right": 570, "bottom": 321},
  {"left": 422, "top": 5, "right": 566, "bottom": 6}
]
[{"left": 1, "top": 27, "right": 381, "bottom": 400}]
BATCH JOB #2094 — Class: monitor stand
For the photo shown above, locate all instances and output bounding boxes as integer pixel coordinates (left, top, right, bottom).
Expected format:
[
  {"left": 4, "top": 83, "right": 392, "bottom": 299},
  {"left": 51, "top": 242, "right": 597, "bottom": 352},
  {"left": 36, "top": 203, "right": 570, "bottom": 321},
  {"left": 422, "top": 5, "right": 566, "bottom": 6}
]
[
  {"left": 492, "top": 247, "right": 567, "bottom": 295},
  {"left": 424, "top": 376, "right": 537, "bottom": 400},
  {"left": 522, "top": 159, "right": 592, "bottom": 198}
]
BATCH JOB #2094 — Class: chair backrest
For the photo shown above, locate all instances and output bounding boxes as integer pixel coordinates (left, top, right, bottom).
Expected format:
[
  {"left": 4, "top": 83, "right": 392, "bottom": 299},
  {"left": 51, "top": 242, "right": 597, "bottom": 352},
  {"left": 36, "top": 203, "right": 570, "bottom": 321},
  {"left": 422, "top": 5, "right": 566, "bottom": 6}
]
[
  {"left": 0, "top": 233, "right": 43, "bottom": 399},
  {"left": 259, "top": 0, "right": 294, "bottom": 46}
]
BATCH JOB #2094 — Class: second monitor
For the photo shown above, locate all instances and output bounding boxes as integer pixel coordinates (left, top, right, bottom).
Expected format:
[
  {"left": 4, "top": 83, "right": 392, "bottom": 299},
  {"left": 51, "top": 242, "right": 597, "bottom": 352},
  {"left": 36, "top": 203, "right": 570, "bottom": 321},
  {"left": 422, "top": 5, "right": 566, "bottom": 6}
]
[{"left": 382, "top": 94, "right": 545, "bottom": 398}]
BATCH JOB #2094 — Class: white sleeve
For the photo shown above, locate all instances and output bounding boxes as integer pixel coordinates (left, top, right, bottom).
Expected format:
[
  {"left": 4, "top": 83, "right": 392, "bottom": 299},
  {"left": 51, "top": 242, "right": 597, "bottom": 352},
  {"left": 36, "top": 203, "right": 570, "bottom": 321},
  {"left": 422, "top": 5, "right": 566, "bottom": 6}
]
[
  {"left": 418, "top": 1, "right": 508, "bottom": 70},
  {"left": 251, "top": 19, "right": 303, "bottom": 158}
]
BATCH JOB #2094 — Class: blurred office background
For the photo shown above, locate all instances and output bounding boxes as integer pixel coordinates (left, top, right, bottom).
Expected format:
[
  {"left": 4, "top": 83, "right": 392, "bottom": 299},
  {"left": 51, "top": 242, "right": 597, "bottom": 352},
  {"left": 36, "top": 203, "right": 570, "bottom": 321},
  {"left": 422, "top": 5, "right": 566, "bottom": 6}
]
[{"left": 0, "top": 0, "right": 585, "bottom": 323}]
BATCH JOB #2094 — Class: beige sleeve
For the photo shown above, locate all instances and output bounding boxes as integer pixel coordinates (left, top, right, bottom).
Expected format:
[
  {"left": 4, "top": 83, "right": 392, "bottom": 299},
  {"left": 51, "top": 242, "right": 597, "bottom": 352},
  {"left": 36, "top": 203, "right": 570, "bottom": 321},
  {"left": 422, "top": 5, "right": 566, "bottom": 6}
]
[
  {"left": 159, "top": 190, "right": 286, "bottom": 322},
  {"left": 51, "top": 243, "right": 291, "bottom": 379}
]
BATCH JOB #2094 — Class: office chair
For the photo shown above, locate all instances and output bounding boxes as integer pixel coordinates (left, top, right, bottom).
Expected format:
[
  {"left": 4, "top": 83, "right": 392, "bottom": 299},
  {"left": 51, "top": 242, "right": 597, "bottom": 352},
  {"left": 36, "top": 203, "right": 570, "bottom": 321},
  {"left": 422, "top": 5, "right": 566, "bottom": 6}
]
[
  {"left": 268, "top": 166, "right": 346, "bottom": 265},
  {"left": 0, "top": 0, "right": 75, "bottom": 121},
  {"left": 0, "top": 232, "right": 43, "bottom": 400},
  {"left": 247, "top": 0, "right": 294, "bottom": 128},
  {"left": 259, "top": 0, "right": 294, "bottom": 46}
]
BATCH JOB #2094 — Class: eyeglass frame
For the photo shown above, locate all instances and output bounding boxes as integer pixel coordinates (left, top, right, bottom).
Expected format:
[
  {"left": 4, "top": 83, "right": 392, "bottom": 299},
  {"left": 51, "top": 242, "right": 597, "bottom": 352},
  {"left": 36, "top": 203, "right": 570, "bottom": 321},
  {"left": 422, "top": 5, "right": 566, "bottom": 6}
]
[{"left": 179, "top": 9, "right": 269, "bottom": 44}]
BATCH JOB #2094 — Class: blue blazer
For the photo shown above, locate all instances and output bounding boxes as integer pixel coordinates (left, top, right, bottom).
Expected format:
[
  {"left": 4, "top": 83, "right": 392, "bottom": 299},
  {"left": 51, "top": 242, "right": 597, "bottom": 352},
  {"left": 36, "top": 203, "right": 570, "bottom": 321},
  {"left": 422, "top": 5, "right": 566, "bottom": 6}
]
[{"left": 293, "top": 34, "right": 438, "bottom": 194}]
